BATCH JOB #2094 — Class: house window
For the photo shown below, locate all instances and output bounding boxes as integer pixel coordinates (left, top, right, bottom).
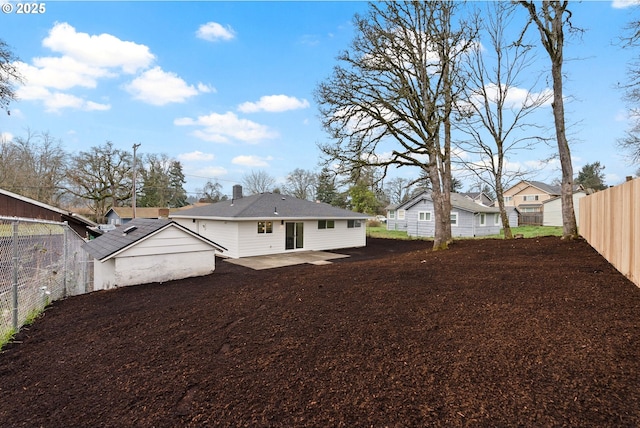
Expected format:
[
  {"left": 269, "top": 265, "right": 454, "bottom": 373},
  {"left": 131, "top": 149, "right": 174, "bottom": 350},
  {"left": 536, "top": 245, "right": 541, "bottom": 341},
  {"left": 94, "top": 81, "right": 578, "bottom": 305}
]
[
  {"left": 347, "top": 220, "right": 362, "bottom": 228},
  {"left": 418, "top": 211, "right": 432, "bottom": 221},
  {"left": 523, "top": 195, "right": 539, "bottom": 201},
  {"left": 388, "top": 210, "right": 396, "bottom": 220},
  {"left": 450, "top": 212, "right": 458, "bottom": 226},
  {"left": 479, "top": 213, "right": 486, "bottom": 226},
  {"left": 258, "top": 221, "right": 273, "bottom": 234},
  {"left": 494, "top": 213, "right": 500, "bottom": 225},
  {"left": 397, "top": 209, "right": 406, "bottom": 220},
  {"left": 318, "top": 220, "right": 335, "bottom": 229},
  {"left": 504, "top": 196, "right": 512, "bottom": 203}
]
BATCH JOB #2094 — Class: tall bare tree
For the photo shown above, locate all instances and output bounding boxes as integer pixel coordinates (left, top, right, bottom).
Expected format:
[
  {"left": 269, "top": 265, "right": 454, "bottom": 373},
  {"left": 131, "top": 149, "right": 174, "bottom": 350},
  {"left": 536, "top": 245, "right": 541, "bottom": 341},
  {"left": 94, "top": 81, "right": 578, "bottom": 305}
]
[
  {"left": 0, "top": 130, "right": 68, "bottom": 205},
  {"left": 385, "top": 177, "right": 414, "bottom": 206},
  {"left": 66, "top": 142, "right": 133, "bottom": 223},
  {"left": 0, "top": 39, "right": 23, "bottom": 115},
  {"left": 518, "top": 1, "right": 579, "bottom": 239},
  {"left": 316, "top": 1, "right": 477, "bottom": 250},
  {"left": 241, "top": 170, "right": 276, "bottom": 195},
  {"left": 456, "top": 3, "right": 552, "bottom": 239},
  {"left": 283, "top": 168, "right": 317, "bottom": 200},
  {"left": 618, "top": 12, "right": 640, "bottom": 164}
]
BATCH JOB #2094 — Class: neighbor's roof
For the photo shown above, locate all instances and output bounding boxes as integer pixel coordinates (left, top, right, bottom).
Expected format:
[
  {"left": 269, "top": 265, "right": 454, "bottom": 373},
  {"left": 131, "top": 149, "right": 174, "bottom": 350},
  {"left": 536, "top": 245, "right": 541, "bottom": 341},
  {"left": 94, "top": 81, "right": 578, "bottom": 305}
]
[
  {"left": 397, "top": 191, "right": 500, "bottom": 214},
  {"left": 170, "top": 193, "right": 370, "bottom": 220},
  {"left": 106, "top": 206, "right": 177, "bottom": 219},
  {"left": 82, "top": 218, "right": 225, "bottom": 262}
]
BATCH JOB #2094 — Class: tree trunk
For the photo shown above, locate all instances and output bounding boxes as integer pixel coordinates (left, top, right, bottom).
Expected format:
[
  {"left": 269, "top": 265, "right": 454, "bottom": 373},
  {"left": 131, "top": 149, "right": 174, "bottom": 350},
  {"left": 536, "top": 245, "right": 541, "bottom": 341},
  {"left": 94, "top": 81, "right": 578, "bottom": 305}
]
[{"left": 550, "top": 18, "right": 578, "bottom": 239}]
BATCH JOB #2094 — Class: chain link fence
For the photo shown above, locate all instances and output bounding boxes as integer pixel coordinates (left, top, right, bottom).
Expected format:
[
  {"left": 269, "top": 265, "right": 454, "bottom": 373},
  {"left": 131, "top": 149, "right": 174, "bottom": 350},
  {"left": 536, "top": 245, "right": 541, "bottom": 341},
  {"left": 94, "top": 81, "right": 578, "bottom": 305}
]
[{"left": 0, "top": 216, "right": 93, "bottom": 341}]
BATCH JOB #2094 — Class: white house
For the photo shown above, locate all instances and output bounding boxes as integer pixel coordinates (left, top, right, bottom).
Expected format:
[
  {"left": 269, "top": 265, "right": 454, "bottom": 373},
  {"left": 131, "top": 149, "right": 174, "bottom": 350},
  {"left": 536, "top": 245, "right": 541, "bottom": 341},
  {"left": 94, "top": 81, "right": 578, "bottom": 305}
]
[
  {"left": 387, "top": 192, "right": 518, "bottom": 238},
  {"left": 542, "top": 190, "right": 588, "bottom": 227},
  {"left": 82, "top": 218, "right": 226, "bottom": 290},
  {"left": 170, "top": 186, "right": 370, "bottom": 259}
]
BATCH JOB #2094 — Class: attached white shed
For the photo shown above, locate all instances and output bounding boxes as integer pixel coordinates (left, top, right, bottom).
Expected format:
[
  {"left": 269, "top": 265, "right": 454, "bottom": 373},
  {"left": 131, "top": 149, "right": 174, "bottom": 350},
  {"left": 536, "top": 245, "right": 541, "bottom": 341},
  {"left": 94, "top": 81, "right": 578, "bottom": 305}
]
[{"left": 83, "top": 218, "right": 226, "bottom": 290}]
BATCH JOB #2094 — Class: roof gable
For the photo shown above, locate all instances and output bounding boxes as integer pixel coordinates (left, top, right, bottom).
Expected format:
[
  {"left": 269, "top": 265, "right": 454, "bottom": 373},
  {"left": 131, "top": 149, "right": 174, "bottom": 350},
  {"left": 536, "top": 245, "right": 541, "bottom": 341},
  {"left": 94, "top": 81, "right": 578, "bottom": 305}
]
[
  {"left": 393, "top": 191, "right": 500, "bottom": 214},
  {"left": 171, "top": 193, "right": 369, "bottom": 220},
  {"left": 82, "top": 218, "right": 225, "bottom": 261}
]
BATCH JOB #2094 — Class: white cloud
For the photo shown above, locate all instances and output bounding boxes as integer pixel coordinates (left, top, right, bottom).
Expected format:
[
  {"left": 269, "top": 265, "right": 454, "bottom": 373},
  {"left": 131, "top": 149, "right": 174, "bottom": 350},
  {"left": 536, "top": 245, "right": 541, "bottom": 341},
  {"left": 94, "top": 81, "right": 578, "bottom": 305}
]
[
  {"left": 178, "top": 151, "right": 215, "bottom": 161},
  {"left": 232, "top": 155, "right": 274, "bottom": 167},
  {"left": 174, "top": 111, "right": 278, "bottom": 143},
  {"left": 238, "top": 95, "right": 310, "bottom": 113},
  {"left": 612, "top": 0, "right": 640, "bottom": 8},
  {"left": 17, "top": 85, "right": 110, "bottom": 112},
  {"left": 1, "top": 132, "right": 14, "bottom": 143},
  {"left": 19, "top": 58, "right": 112, "bottom": 90},
  {"left": 196, "top": 22, "right": 236, "bottom": 42},
  {"left": 125, "top": 66, "right": 201, "bottom": 105},
  {"left": 43, "top": 22, "right": 155, "bottom": 73},
  {"left": 197, "top": 82, "right": 216, "bottom": 93}
]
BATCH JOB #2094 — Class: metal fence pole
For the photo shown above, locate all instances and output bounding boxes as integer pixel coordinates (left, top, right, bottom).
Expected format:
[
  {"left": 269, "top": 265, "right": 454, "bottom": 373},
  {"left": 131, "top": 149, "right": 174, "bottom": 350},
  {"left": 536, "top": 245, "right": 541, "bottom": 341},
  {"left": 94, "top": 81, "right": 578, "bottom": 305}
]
[
  {"left": 63, "top": 222, "right": 68, "bottom": 298},
  {"left": 12, "top": 220, "right": 18, "bottom": 331}
]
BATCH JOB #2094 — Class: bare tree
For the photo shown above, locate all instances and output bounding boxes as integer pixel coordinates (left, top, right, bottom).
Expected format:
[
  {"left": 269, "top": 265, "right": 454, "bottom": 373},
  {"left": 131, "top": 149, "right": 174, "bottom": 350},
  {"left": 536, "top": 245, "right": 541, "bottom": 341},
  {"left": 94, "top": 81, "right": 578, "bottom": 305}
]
[
  {"left": 241, "top": 170, "right": 276, "bottom": 195},
  {"left": 316, "top": 1, "right": 478, "bottom": 250},
  {"left": 456, "top": 3, "right": 552, "bottom": 239},
  {"left": 197, "top": 180, "right": 226, "bottom": 202},
  {"left": 283, "top": 168, "right": 317, "bottom": 200},
  {"left": 0, "top": 39, "right": 23, "bottom": 115},
  {"left": 618, "top": 13, "right": 640, "bottom": 164},
  {"left": 518, "top": 1, "right": 579, "bottom": 239},
  {"left": 66, "top": 142, "right": 133, "bottom": 223},
  {"left": 385, "top": 177, "right": 414, "bottom": 206},
  {"left": 0, "top": 130, "right": 68, "bottom": 205}
]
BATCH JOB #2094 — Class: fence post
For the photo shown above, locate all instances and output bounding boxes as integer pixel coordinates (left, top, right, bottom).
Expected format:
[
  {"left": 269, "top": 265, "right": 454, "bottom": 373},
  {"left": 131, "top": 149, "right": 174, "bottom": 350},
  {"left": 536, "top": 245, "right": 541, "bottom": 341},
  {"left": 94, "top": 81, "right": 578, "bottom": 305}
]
[
  {"left": 63, "top": 222, "right": 68, "bottom": 298},
  {"left": 12, "top": 220, "right": 18, "bottom": 331}
]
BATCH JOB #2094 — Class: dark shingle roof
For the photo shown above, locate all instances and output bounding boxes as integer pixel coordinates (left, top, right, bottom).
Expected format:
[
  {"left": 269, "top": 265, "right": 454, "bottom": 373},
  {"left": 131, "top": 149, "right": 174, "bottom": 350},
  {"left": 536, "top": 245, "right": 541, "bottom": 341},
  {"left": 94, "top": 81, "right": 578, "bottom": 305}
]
[
  {"left": 170, "top": 193, "right": 370, "bottom": 220},
  {"left": 397, "top": 192, "right": 500, "bottom": 213},
  {"left": 83, "top": 218, "right": 225, "bottom": 261}
]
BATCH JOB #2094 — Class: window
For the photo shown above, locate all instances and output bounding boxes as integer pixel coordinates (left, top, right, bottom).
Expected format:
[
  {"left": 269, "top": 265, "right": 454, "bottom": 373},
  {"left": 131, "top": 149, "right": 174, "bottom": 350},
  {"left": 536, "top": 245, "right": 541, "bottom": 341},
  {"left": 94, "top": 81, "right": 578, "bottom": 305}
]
[
  {"left": 258, "top": 221, "right": 273, "bottom": 234},
  {"left": 450, "top": 212, "right": 458, "bottom": 226},
  {"left": 494, "top": 213, "right": 500, "bottom": 225},
  {"left": 318, "top": 220, "right": 335, "bottom": 229},
  {"left": 418, "top": 211, "right": 432, "bottom": 221},
  {"left": 397, "top": 209, "right": 406, "bottom": 220},
  {"left": 388, "top": 210, "right": 396, "bottom": 219},
  {"left": 523, "top": 194, "right": 539, "bottom": 201},
  {"left": 504, "top": 196, "right": 512, "bottom": 203},
  {"left": 479, "top": 213, "right": 486, "bottom": 226},
  {"left": 347, "top": 219, "right": 362, "bottom": 228}
]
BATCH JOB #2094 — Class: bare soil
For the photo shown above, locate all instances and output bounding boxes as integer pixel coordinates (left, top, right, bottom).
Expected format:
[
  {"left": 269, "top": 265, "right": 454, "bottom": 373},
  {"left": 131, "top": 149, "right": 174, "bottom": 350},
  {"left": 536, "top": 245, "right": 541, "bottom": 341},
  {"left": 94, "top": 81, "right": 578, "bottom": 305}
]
[{"left": 1, "top": 237, "right": 640, "bottom": 427}]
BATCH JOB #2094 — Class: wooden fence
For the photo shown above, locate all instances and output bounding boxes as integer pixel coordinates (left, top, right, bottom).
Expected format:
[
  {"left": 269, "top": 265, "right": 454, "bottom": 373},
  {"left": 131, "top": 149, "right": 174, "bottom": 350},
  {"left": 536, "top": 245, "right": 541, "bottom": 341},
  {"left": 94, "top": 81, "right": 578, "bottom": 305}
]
[{"left": 579, "top": 177, "right": 640, "bottom": 288}]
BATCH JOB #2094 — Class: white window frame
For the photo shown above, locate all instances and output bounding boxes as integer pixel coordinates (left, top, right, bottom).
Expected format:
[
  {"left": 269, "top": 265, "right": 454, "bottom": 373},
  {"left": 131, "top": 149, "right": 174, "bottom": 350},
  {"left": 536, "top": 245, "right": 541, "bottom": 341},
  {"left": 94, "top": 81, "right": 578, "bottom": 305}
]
[
  {"left": 479, "top": 213, "right": 486, "bottom": 226},
  {"left": 494, "top": 213, "right": 500, "bottom": 226},
  {"left": 388, "top": 210, "right": 396, "bottom": 220},
  {"left": 397, "top": 209, "right": 406, "bottom": 220},
  {"left": 450, "top": 212, "right": 458, "bottom": 227},
  {"left": 523, "top": 194, "right": 539, "bottom": 202},
  {"left": 418, "top": 211, "right": 432, "bottom": 221},
  {"left": 258, "top": 221, "right": 273, "bottom": 234}
]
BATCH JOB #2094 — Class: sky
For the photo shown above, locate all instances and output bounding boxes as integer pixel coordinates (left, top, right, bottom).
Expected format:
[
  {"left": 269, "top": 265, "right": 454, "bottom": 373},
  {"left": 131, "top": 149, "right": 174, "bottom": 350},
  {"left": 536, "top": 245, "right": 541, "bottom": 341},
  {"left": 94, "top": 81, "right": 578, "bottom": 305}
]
[{"left": 1, "top": 0, "right": 640, "bottom": 200}]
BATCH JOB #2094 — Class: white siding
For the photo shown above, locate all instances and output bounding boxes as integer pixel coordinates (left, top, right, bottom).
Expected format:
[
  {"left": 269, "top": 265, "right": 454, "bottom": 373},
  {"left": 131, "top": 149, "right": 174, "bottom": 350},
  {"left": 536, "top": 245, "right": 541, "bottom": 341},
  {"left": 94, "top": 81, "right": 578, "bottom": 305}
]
[
  {"left": 93, "top": 258, "right": 116, "bottom": 290},
  {"left": 118, "top": 226, "right": 217, "bottom": 257},
  {"left": 543, "top": 192, "right": 585, "bottom": 227},
  {"left": 237, "top": 220, "right": 286, "bottom": 258},
  {"left": 113, "top": 251, "right": 216, "bottom": 287},
  {"left": 173, "top": 218, "right": 239, "bottom": 258}
]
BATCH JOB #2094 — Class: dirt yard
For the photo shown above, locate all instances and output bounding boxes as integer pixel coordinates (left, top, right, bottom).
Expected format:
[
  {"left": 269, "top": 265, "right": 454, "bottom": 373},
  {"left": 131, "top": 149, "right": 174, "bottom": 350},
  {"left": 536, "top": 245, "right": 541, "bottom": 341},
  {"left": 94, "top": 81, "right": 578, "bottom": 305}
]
[{"left": 1, "top": 237, "right": 639, "bottom": 427}]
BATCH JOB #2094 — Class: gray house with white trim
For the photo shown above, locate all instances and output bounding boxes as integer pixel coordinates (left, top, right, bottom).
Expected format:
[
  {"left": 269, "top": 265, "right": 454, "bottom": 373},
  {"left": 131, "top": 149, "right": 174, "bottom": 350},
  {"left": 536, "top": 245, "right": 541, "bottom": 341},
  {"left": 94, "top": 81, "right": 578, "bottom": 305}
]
[
  {"left": 170, "top": 186, "right": 369, "bottom": 259},
  {"left": 387, "top": 192, "right": 518, "bottom": 238}
]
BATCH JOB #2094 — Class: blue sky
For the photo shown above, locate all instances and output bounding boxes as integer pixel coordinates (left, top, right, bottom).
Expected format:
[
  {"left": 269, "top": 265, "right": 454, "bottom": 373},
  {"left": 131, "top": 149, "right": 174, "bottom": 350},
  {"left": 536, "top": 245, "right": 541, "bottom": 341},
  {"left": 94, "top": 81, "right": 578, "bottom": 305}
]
[{"left": 1, "top": 1, "right": 639, "bottom": 199}]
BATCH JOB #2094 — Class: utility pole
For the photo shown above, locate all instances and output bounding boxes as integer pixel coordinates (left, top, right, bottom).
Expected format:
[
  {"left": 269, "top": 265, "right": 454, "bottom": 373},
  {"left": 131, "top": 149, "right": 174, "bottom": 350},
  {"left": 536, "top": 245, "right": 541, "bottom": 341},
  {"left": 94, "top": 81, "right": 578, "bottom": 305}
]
[{"left": 132, "top": 143, "right": 141, "bottom": 219}]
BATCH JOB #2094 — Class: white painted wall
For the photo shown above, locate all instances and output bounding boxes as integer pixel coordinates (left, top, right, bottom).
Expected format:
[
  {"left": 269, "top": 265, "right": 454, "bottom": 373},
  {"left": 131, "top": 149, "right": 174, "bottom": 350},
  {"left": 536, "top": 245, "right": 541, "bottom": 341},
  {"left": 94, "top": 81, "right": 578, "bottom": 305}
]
[
  {"left": 92, "top": 226, "right": 218, "bottom": 290},
  {"left": 543, "top": 192, "right": 586, "bottom": 227}
]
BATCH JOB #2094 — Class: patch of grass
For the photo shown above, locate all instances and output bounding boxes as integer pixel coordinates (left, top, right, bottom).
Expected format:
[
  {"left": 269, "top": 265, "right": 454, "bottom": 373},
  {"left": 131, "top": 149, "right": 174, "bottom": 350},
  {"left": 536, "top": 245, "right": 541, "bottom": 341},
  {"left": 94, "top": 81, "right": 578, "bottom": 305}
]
[
  {"left": 0, "top": 327, "right": 16, "bottom": 350},
  {"left": 368, "top": 225, "right": 563, "bottom": 240}
]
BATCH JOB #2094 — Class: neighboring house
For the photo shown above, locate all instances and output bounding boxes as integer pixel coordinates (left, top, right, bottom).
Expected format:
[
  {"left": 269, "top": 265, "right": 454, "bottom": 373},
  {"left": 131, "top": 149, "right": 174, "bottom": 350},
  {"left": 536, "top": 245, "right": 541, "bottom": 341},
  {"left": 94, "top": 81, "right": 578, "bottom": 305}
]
[
  {"left": 386, "top": 192, "right": 518, "bottom": 238},
  {"left": 460, "top": 191, "right": 494, "bottom": 206},
  {"left": 170, "top": 185, "right": 369, "bottom": 259},
  {"left": 502, "top": 180, "right": 584, "bottom": 225},
  {"left": 542, "top": 189, "right": 589, "bottom": 227},
  {"left": 82, "top": 218, "right": 225, "bottom": 290},
  {"left": 0, "top": 187, "right": 98, "bottom": 238},
  {"left": 104, "top": 207, "right": 172, "bottom": 226}
]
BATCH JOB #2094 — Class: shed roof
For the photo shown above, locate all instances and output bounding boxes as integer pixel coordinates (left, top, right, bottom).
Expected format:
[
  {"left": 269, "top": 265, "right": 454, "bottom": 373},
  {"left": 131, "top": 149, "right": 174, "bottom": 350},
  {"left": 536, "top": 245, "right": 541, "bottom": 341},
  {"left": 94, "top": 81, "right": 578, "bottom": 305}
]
[
  {"left": 170, "top": 193, "right": 370, "bottom": 220},
  {"left": 82, "top": 218, "right": 226, "bottom": 262}
]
